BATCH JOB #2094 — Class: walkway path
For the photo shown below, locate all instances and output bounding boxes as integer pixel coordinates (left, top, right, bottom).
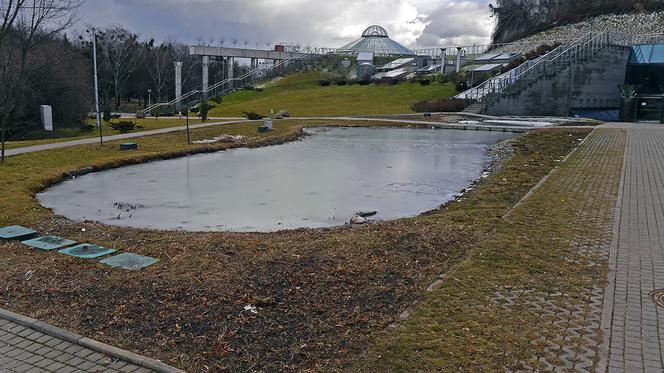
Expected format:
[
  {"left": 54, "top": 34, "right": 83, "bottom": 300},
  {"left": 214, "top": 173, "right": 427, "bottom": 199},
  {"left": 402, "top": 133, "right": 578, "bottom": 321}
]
[
  {"left": 600, "top": 123, "right": 664, "bottom": 372},
  {"left": 4, "top": 117, "right": 546, "bottom": 157},
  {"left": 0, "top": 309, "right": 181, "bottom": 372},
  {"left": 4, "top": 119, "right": 247, "bottom": 157}
]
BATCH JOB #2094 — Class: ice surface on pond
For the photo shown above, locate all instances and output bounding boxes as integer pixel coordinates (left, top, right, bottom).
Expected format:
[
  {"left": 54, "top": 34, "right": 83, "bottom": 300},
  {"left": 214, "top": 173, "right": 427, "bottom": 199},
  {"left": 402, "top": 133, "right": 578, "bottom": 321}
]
[{"left": 39, "top": 127, "right": 515, "bottom": 232}]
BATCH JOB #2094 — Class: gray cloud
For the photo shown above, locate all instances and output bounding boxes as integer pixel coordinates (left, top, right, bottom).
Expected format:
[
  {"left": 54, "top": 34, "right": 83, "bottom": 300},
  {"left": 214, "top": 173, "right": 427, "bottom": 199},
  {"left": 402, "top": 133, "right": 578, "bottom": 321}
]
[{"left": 75, "top": 0, "right": 493, "bottom": 48}]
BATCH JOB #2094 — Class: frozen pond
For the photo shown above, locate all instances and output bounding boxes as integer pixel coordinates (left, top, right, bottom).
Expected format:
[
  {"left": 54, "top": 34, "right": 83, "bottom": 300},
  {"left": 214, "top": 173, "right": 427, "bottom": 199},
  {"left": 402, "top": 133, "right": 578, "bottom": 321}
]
[{"left": 39, "top": 127, "right": 516, "bottom": 232}]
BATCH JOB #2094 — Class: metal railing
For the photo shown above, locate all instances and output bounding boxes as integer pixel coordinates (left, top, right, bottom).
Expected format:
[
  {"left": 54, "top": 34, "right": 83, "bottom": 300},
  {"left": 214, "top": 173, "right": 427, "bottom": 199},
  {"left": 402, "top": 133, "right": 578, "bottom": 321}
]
[
  {"left": 141, "top": 52, "right": 315, "bottom": 115},
  {"left": 609, "top": 32, "right": 664, "bottom": 46},
  {"left": 455, "top": 32, "right": 613, "bottom": 111}
]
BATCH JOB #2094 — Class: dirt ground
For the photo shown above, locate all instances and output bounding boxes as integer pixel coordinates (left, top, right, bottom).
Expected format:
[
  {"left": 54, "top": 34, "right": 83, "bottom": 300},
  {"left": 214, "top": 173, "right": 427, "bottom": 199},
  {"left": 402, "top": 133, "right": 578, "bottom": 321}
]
[{"left": 0, "top": 123, "right": 588, "bottom": 372}]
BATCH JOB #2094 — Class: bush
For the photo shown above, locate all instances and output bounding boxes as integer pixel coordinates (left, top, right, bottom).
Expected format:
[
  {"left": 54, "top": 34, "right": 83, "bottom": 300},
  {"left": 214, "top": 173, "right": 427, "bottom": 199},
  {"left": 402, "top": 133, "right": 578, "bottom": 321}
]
[
  {"left": 190, "top": 106, "right": 200, "bottom": 114},
  {"left": 111, "top": 121, "right": 136, "bottom": 133},
  {"left": 255, "top": 87, "right": 264, "bottom": 92},
  {"left": 243, "top": 111, "right": 265, "bottom": 120},
  {"left": 318, "top": 80, "right": 331, "bottom": 86},
  {"left": 79, "top": 123, "right": 95, "bottom": 133},
  {"left": 336, "top": 79, "right": 348, "bottom": 86},
  {"left": 111, "top": 113, "right": 121, "bottom": 119},
  {"left": 524, "top": 43, "right": 561, "bottom": 61},
  {"left": 212, "top": 96, "right": 223, "bottom": 104},
  {"left": 419, "top": 79, "right": 431, "bottom": 86},
  {"left": 412, "top": 98, "right": 465, "bottom": 113},
  {"left": 200, "top": 102, "right": 209, "bottom": 121},
  {"left": 358, "top": 80, "right": 372, "bottom": 85},
  {"left": 102, "top": 108, "right": 112, "bottom": 123}
]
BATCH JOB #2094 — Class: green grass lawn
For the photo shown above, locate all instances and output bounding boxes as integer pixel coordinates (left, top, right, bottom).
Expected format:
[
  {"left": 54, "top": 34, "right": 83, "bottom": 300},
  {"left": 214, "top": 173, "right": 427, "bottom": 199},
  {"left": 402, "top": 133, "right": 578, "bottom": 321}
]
[
  {"left": 208, "top": 71, "right": 455, "bottom": 117},
  {"left": 3, "top": 117, "right": 208, "bottom": 150}
]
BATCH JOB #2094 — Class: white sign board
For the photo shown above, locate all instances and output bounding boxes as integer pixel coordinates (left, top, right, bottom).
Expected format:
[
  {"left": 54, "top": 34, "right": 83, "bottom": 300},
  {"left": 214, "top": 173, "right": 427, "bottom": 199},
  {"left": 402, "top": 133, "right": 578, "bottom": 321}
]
[{"left": 40, "top": 105, "right": 53, "bottom": 131}]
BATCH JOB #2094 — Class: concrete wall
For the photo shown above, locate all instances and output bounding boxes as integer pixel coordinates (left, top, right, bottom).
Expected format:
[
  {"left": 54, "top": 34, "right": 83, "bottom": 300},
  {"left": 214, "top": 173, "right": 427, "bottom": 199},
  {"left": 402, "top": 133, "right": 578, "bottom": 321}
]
[{"left": 485, "top": 46, "right": 631, "bottom": 117}]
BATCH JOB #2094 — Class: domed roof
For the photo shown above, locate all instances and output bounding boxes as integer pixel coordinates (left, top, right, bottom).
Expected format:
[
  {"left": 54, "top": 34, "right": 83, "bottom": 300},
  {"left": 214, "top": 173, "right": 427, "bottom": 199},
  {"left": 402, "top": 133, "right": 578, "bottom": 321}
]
[
  {"left": 338, "top": 25, "right": 414, "bottom": 57},
  {"left": 362, "top": 25, "right": 389, "bottom": 38}
]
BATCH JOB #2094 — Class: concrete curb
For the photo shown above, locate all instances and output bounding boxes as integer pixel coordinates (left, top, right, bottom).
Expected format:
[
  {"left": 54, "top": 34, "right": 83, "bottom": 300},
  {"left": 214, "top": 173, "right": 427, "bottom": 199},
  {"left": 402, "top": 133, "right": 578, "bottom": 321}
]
[
  {"left": 0, "top": 307, "right": 186, "bottom": 373},
  {"left": 502, "top": 126, "right": 596, "bottom": 218}
]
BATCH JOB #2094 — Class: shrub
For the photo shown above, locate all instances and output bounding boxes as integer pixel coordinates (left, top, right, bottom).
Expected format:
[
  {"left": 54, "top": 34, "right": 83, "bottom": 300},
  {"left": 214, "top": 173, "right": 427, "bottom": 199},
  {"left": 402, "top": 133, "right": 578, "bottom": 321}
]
[
  {"left": 190, "top": 106, "right": 200, "bottom": 114},
  {"left": 111, "top": 113, "right": 121, "bottom": 119},
  {"left": 358, "top": 80, "right": 372, "bottom": 85},
  {"left": 524, "top": 43, "right": 561, "bottom": 61},
  {"left": 199, "top": 102, "right": 209, "bottom": 121},
  {"left": 212, "top": 96, "right": 223, "bottom": 104},
  {"left": 180, "top": 108, "right": 189, "bottom": 116},
  {"left": 318, "top": 80, "right": 331, "bottom": 86},
  {"left": 336, "top": 79, "right": 348, "bottom": 86},
  {"left": 419, "top": 79, "right": 431, "bottom": 86},
  {"left": 79, "top": 123, "right": 95, "bottom": 133},
  {"left": 243, "top": 111, "right": 265, "bottom": 120},
  {"left": 412, "top": 98, "right": 465, "bottom": 113},
  {"left": 102, "top": 108, "right": 112, "bottom": 123},
  {"left": 255, "top": 87, "right": 264, "bottom": 92},
  {"left": 111, "top": 121, "right": 136, "bottom": 133}
]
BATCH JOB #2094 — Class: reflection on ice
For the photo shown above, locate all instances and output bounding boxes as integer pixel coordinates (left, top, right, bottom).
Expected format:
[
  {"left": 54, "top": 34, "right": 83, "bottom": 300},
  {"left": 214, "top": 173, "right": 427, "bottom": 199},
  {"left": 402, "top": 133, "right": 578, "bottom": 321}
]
[{"left": 39, "top": 127, "right": 515, "bottom": 232}]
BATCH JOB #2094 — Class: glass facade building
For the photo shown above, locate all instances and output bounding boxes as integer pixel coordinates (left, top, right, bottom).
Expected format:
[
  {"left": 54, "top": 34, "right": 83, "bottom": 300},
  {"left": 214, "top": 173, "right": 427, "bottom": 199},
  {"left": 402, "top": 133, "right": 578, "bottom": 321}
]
[
  {"left": 338, "top": 25, "right": 415, "bottom": 57},
  {"left": 626, "top": 44, "right": 664, "bottom": 95}
]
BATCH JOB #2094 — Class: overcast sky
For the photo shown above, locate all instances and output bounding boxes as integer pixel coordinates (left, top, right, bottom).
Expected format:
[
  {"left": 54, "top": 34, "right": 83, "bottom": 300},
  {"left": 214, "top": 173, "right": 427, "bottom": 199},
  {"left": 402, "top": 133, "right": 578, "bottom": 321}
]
[{"left": 75, "top": 0, "right": 494, "bottom": 48}]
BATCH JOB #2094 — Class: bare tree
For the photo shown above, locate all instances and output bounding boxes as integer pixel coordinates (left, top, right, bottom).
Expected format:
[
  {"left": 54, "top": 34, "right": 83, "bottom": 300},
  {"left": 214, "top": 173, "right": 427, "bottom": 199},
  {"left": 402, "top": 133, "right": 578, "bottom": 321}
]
[
  {"left": 147, "top": 43, "right": 172, "bottom": 102},
  {"left": 97, "top": 26, "right": 143, "bottom": 110},
  {"left": 0, "top": 0, "right": 81, "bottom": 163},
  {"left": 171, "top": 41, "right": 200, "bottom": 94}
]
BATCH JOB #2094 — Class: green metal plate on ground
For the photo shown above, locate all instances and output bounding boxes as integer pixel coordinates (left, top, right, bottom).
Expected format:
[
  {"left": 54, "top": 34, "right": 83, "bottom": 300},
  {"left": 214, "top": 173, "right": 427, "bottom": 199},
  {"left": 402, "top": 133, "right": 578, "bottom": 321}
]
[
  {"left": 22, "top": 236, "right": 76, "bottom": 251},
  {"left": 100, "top": 253, "right": 159, "bottom": 271},
  {"left": 58, "top": 244, "right": 116, "bottom": 259},
  {"left": 0, "top": 226, "right": 38, "bottom": 240}
]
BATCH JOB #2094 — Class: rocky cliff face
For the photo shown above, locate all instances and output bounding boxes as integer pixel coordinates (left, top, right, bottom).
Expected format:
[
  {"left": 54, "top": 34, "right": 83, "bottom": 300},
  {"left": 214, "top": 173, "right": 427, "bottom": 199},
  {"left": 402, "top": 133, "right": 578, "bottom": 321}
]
[{"left": 492, "top": 0, "right": 664, "bottom": 43}]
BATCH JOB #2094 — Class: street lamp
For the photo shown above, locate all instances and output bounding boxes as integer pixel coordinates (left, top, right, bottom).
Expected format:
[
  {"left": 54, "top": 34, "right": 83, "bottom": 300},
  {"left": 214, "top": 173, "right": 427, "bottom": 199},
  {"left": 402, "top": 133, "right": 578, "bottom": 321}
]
[
  {"left": 440, "top": 48, "right": 447, "bottom": 75},
  {"left": 86, "top": 27, "right": 103, "bottom": 145},
  {"left": 147, "top": 89, "right": 152, "bottom": 114}
]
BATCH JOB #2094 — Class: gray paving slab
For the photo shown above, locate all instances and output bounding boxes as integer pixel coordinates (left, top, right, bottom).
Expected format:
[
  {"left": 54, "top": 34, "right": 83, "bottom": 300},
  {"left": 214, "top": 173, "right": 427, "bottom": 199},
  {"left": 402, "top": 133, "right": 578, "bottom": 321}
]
[
  {"left": 0, "top": 318, "right": 151, "bottom": 372},
  {"left": 600, "top": 123, "right": 664, "bottom": 372}
]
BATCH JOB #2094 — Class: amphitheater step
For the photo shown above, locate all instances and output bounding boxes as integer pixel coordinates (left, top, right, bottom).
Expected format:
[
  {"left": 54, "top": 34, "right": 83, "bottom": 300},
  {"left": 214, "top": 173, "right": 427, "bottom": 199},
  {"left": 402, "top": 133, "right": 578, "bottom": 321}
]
[{"left": 464, "top": 102, "right": 483, "bottom": 114}]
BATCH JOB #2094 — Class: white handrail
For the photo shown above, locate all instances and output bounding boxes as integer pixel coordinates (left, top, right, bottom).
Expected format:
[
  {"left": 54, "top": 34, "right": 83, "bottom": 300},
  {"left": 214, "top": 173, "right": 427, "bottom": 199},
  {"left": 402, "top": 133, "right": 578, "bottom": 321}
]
[{"left": 142, "top": 51, "right": 313, "bottom": 114}]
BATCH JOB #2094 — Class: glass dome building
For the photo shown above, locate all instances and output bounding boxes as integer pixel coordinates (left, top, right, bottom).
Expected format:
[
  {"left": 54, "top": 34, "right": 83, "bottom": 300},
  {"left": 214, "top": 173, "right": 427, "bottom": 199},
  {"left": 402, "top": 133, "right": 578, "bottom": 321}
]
[{"left": 338, "top": 25, "right": 415, "bottom": 57}]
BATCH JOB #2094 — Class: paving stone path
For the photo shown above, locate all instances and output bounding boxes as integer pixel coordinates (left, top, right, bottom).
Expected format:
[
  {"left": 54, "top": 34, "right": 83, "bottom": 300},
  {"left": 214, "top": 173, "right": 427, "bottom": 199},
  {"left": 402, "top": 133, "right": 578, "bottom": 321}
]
[
  {"left": 600, "top": 123, "right": 664, "bottom": 372},
  {"left": 0, "top": 317, "right": 148, "bottom": 372},
  {"left": 497, "top": 123, "right": 664, "bottom": 372},
  {"left": 497, "top": 127, "right": 627, "bottom": 371}
]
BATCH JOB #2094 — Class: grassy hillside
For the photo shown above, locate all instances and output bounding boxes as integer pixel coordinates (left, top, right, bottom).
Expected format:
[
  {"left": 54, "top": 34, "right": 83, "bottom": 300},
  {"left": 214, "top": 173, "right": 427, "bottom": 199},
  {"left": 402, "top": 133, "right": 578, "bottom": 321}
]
[{"left": 208, "top": 71, "right": 455, "bottom": 117}]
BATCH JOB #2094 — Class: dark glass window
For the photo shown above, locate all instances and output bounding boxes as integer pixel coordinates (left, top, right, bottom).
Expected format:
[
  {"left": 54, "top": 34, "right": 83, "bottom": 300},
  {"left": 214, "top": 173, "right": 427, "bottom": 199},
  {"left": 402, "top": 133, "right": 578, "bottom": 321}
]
[{"left": 627, "top": 44, "right": 664, "bottom": 94}]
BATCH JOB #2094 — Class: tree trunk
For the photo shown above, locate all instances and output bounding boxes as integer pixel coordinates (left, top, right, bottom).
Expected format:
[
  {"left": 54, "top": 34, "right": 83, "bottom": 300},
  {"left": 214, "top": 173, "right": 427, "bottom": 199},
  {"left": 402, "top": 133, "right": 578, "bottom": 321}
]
[{"left": 1, "top": 120, "right": 6, "bottom": 165}]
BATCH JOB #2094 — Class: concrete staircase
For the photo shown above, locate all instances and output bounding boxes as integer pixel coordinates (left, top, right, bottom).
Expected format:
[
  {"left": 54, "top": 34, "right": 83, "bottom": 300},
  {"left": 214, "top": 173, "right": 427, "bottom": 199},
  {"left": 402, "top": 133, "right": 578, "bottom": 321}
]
[
  {"left": 142, "top": 52, "right": 319, "bottom": 116},
  {"left": 459, "top": 31, "right": 664, "bottom": 116}
]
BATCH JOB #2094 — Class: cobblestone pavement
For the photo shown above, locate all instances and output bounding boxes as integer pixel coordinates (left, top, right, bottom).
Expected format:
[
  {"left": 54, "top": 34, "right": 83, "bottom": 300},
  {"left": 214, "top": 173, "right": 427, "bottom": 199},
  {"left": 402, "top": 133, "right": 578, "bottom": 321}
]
[
  {"left": 600, "top": 123, "right": 664, "bottom": 372},
  {"left": 0, "top": 317, "right": 148, "bottom": 372},
  {"left": 496, "top": 128, "right": 627, "bottom": 371},
  {"left": 495, "top": 123, "right": 664, "bottom": 372}
]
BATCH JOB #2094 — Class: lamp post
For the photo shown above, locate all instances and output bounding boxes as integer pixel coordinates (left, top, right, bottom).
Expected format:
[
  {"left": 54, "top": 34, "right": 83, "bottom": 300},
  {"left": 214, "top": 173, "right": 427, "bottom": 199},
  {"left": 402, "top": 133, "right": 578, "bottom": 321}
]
[
  {"left": 86, "top": 28, "right": 103, "bottom": 145},
  {"left": 147, "top": 89, "right": 152, "bottom": 115},
  {"left": 456, "top": 47, "right": 463, "bottom": 73},
  {"left": 440, "top": 48, "right": 447, "bottom": 75}
]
